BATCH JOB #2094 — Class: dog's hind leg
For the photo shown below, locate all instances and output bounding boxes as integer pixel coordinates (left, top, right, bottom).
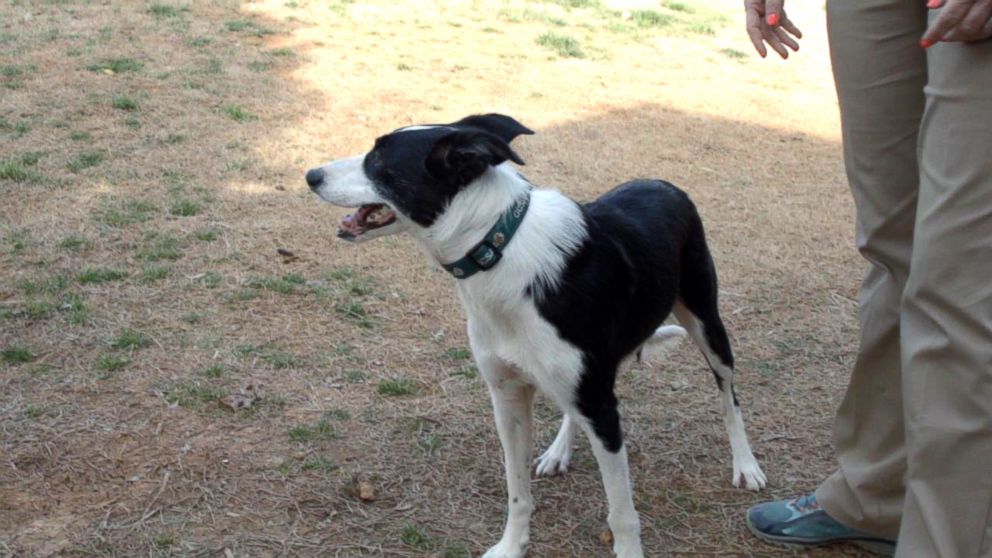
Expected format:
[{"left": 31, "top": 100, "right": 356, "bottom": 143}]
[
  {"left": 476, "top": 353, "right": 537, "bottom": 558},
  {"left": 674, "top": 213, "right": 765, "bottom": 491},
  {"left": 535, "top": 414, "right": 574, "bottom": 476}
]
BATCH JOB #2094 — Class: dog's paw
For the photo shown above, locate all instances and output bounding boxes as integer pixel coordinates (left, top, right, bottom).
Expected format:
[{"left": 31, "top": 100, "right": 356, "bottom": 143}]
[
  {"left": 534, "top": 440, "right": 572, "bottom": 476},
  {"left": 732, "top": 457, "right": 767, "bottom": 491},
  {"left": 482, "top": 541, "right": 526, "bottom": 558}
]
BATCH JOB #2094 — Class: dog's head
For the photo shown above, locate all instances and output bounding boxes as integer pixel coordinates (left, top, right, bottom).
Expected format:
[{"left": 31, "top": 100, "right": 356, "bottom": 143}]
[{"left": 305, "top": 114, "right": 533, "bottom": 242}]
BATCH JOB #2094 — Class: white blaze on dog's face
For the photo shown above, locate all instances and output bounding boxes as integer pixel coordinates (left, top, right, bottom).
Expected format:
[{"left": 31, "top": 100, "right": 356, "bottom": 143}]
[{"left": 305, "top": 114, "right": 533, "bottom": 242}]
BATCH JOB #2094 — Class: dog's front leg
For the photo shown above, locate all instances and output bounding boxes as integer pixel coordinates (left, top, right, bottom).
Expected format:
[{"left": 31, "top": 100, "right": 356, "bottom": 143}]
[{"left": 478, "top": 355, "right": 536, "bottom": 558}]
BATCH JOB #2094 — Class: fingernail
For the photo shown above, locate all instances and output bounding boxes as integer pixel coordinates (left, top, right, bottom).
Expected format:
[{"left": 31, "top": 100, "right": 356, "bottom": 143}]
[
  {"left": 766, "top": 13, "right": 779, "bottom": 26},
  {"left": 921, "top": 38, "right": 934, "bottom": 48},
  {"left": 926, "top": 0, "right": 940, "bottom": 8}
]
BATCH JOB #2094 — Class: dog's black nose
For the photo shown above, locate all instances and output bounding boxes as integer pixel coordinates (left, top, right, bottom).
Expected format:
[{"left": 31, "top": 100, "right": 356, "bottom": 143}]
[{"left": 305, "top": 168, "right": 324, "bottom": 190}]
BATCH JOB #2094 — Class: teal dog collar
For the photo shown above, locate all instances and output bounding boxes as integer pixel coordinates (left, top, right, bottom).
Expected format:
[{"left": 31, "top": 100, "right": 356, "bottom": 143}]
[{"left": 441, "top": 193, "right": 530, "bottom": 279}]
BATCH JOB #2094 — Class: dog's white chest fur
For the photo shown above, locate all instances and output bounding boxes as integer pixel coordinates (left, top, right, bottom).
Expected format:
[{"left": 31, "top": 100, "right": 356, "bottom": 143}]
[{"left": 462, "top": 295, "right": 584, "bottom": 400}]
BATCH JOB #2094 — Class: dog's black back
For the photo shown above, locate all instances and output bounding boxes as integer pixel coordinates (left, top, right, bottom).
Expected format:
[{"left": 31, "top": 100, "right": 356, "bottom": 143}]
[{"left": 534, "top": 179, "right": 727, "bottom": 450}]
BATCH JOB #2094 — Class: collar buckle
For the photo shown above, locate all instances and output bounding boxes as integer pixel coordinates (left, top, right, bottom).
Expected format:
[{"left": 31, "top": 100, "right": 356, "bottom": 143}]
[{"left": 468, "top": 239, "right": 502, "bottom": 270}]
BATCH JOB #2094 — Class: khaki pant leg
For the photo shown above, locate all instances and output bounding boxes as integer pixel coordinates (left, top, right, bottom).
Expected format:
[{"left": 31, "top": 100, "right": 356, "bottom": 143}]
[
  {"left": 895, "top": 36, "right": 992, "bottom": 558},
  {"left": 816, "top": 0, "right": 927, "bottom": 539}
]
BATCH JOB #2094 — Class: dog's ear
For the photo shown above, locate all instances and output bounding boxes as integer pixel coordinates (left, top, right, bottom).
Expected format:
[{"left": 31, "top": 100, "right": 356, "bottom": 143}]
[
  {"left": 426, "top": 130, "right": 526, "bottom": 186},
  {"left": 449, "top": 114, "right": 534, "bottom": 144}
]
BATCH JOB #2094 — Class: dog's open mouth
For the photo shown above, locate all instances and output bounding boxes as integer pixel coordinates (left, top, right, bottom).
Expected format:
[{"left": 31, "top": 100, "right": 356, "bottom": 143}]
[{"left": 337, "top": 203, "right": 397, "bottom": 239}]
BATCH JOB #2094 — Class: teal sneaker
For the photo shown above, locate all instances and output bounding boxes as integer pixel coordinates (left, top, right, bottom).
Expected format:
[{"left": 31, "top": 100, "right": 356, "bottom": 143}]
[{"left": 746, "top": 494, "right": 896, "bottom": 556}]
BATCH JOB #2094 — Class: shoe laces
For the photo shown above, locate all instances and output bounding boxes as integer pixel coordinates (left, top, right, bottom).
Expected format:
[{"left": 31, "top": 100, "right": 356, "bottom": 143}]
[{"left": 790, "top": 494, "right": 821, "bottom": 513}]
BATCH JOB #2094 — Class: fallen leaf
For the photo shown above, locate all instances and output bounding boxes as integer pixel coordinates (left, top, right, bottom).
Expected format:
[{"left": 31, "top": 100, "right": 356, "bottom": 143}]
[
  {"left": 359, "top": 482, "right": 375, "bottom": 501},
  {"left": 599, "top": 528, "right": 614, "bottom": 545}
]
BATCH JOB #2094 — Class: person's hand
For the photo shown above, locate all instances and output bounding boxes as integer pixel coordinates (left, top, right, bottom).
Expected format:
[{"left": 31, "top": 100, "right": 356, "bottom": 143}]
[
  {"left": 922, "top": 0, "right": 992, "bottom": 46},
  {"left": 745, "top": 0, "right": 802, "bottom": 59}
]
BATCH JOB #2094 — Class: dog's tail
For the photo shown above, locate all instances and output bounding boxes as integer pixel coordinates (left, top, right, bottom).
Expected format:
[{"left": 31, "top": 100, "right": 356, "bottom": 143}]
[{"left": 635, "top": 324, "right": 687, "bottom": 363}]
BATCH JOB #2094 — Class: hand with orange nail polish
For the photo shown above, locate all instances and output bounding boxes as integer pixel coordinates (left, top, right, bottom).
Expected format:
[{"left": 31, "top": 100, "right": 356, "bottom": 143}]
[
  {"left": 744, "top": 0, "right": 803, "bottom": 59},
  {"left": 921, "top": 0, "right": 992, "bottom": 46}
]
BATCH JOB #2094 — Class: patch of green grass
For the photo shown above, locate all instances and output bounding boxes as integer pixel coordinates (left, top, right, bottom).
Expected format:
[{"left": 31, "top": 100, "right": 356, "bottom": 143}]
[
  {"left": 152, "top": 534, "right": 175, "bottom": 549},
  {"left": 268, "top": 47, "right": 295, "bottom": 57},
  {"left": 203, "top": 364, "right": 223, "bottom": 378},
  {"left": 0, "top": 117, "right": 30, "bottom": 138},
  {"left": 6, "top": 229, "right": 31, "bottom": 254},
  {"left": 18, "top": 300, "right": 54, "bottom": 320},
  {"left": 149, "top": 4, "right": 188, "bottom": 18},
  {"left": 344, "top": 369, "right": 367, "bottom": 382},
  {"left": 224, "top": 19, "right": 274, "bottom": 36},
  {"left": 124, "top": 116, "right": 141, "bottom": 129},
  {"left": 96, "top": 353, "right": 129, "bottom": 372},
  {"left": 263, "top": 351, "right": 297, "bottom": 369},
  {"left": 164, "top": 133, "right": 185, "bottom": 144},
  {"left": 181, "top": 313, "right": 202, "bottom": 324},
  {"left": 67, "top": 150, "right": 104, "bottom": 172},
  {"left": 140, "top": 265, "right": 171, "bottom": 282},
  {"left": 377, "top": 377, "right": 417, "bottom": 397},
  {"left": 300, "top": 456, "right": 338, "bottom": 472},
  {"left": 69, "top": 130, "right": 92, "bottom": 141},
  {"left": 62, "top": 292, "right": 90, "bottom": 324},
  {"left": 0, "top": 160, "right": 37, "bottom": 182},
  {"left": 289, "top": 418, "right": 337, "bottom": 442},
  {"left": 1, "top": 65, "right": 25, "bottom": 78},
  {"left": 169, "top": 198, "right": 200, "bottom": 216},
  {"left": 334, "top": 300, "right": 375, "bottom": 329},
  {"left": 111, "top": 329, "right": 152, "bottom": 350},
  {"left": 28, "top": 363, "right": 56, "bottom": 376},
  {"left": 664, "top": 0, "right": 693, "bottom": 13},
  {"left": 138, "top": 235, "right": 184, "bottom": 261},
  {"left": 18, "top": 152, "right": 41, "bottom": 166},
  {"left": 94, "top": 198, "right": 156, "bottom": 227},
  {"left": 222, "top": 104, "right": 256, "bottom": 122},
  {"left": 87, "top": 58, "right": 143, "bottom": 73},
  {"left": 2, "top": 346, "right": 35, "bottom": 365},
  {"left": 443, "top": 347, "right": 472, "bottom": 361},
  {"left": 397, "top": 63, "right": 413, "bottom": 71},
  {"left": 720, "top": 47, "right": 748, "bottom": 60},
  {"left": 631, "top": 9, "right": 675, "bottom": 28},
  {"left": 17, "top": 274, "right": 68, "bottom": 296},
  {"left": 24, "top": 405, "right": 44, "bottom": 419},
  {"left": 248, "top": 274, "right": 305, "bottom": 295},
  {"left": 161, "top": 379, "right": 226, "bottom": 408},
  {"left": 199, "top": 271, "right": 222, "bottom": 289},
  {"left": 449, "top": 364, "right": 478, "bottom": 379},
  {"left": 687, "top": 21, "right": 717, "bottom": 35},
  {"left": 192, "top": 228, "right": 218, "bottom": 241},
  {"left": 59, "top": 235, "right": 91, "bottom": 252},
  {"left": 536, "top": 32, "right": 584, "bottom": 58},
  {"left": 248, "top": 60, "right": 272, "bottom": 73},
  {"left": 187, "top": 36, "right": 212, "bottom": 47},
  {"left": 400, "top": 525, "right": 436, "bottom": 551},
  {"left": 419, "top": 433, "right": 442, "bottom": 455},
  {"left": 78, "top": 267, "right": 128, "bottom": 284},
  {"left": 111, "top": 94, "right": 138, "bottom": 111},
  {"left": 324, "top": 409, "right": 351, "bottom": 421}
]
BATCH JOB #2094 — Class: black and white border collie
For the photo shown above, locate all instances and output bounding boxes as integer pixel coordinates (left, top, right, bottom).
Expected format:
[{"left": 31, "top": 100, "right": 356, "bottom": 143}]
[{"left": 306, "top": 114, "right": 766, "bottom": 558}]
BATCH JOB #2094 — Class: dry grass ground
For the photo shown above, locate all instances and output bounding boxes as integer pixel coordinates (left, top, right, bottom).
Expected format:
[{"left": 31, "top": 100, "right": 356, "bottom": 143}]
[{"left": 2, "top": 1, "right": 871, "bottom": 556}]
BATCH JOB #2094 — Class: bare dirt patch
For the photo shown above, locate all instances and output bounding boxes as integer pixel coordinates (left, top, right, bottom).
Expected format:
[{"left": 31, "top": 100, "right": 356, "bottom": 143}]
[{"left": 3, "top": 1, "right": 869, "bottom": 556}]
